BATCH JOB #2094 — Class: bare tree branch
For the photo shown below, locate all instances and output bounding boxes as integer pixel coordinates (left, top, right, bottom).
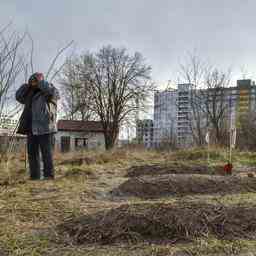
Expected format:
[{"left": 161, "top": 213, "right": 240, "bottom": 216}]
[
  {"left": 0, "top": 25, "right": 26, "bottom": 118},
  {"left": 27, "top": 31, "right": 34, "bottom": 74},
  {"left": 46, "top": 40, "right": 74, "bottom": 80}
]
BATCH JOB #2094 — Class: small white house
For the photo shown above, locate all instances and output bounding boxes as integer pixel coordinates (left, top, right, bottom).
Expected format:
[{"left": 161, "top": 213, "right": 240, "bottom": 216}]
[
  {"left": 55, "top": 120, "right": 105, "bottom": 152},
  {"left": 0, "top": 128, "right": 26, "bottom": 153}
]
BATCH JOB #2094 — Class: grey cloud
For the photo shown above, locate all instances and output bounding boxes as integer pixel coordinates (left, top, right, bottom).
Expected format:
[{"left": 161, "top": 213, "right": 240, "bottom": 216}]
[{"left": 0, "top": 0, "right": 256, "bottom": 85}]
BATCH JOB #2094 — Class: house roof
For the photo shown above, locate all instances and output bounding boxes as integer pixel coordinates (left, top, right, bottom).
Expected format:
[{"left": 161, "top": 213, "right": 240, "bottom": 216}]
[{"left": 57, "top": 120, "right": 104, "bottom": 133}]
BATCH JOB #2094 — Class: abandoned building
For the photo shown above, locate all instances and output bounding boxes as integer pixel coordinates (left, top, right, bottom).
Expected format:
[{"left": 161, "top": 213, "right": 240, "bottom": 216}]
[{"left": 55, "top": 120, "right": 105, "bottom": 152}]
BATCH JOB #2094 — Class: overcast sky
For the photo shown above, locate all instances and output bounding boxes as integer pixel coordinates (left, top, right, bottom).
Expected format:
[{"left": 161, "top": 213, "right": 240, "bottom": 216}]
[{"left": 1, "top": 0, "right": 256, "bottom": 88}]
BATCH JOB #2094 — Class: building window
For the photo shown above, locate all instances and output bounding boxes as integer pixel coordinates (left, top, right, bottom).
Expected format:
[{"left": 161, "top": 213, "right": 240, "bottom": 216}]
[
  {"left": 61, "top": 136, "right": 71, "bottom": 152},
  {"left": 75, "top": 138, "right": 88, "bottom": 149}
]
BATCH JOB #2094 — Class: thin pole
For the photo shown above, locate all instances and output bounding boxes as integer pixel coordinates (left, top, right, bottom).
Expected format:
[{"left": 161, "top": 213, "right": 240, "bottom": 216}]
[
  {"left": 207, "top": 141, "right": 210, "bottom": 166},
  {"left": 229, "top": 95, "right": 233, "bottom": 164},
  {"left": 205, "top": 130, "right": 210, "bottom": 168},
  {"left": 25, "top": 140, "right": 27, "bottom": 171},
  {"left": 229, "top": 130, "right": 232, "bottom": 163}
]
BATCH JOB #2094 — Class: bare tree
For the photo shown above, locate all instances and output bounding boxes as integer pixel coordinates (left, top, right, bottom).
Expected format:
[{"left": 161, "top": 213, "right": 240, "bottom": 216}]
[
  {"left": 0, "top": 25, "right": 26, "bottom": 118},
  {"left": 179, "top": 52, "right": 231, "bottom": 146},
  {"left": 179, "top": 52, "right": 209, "bottom": 146},
  {"left": 159, "top": 124, "right": 178, "bottom": 150},
  {"left": 200, "top": 69, "right": 231, "bottom": 144},
  {"left": 59, "top": 56, "right": 94, "bottom": 121},
  {"left": 73, "top": 45, "right": 153, "bottom": 150}
]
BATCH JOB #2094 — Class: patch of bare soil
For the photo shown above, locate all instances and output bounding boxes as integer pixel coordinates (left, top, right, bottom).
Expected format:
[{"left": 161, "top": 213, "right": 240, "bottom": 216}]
[
  {"left": 126, "top": 164, "right": 220, "bottom": 177},
  {"left": 111, "top": 174, "right": 256, "bottom": 198},
  {"left": 58, "top": 202, "right": 256, "bottom": 245}
]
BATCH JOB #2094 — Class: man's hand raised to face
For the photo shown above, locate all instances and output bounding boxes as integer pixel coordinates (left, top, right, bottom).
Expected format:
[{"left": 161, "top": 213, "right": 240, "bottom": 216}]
[
  {"left": 28, "top": 72, "right": 44, "bottom": 88},
  {"left": 30, "top": 79, "right": 38, "bottom": 88}
]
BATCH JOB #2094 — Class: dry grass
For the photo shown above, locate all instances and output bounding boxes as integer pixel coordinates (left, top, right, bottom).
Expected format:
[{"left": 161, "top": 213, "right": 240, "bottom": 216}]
[
  {"left": 167, "top": 147, "right": 225, "bottom": 161},
  {"left": 1, "top": 148, "right": 256, "bottom": 255},
  {"left": 55, "top": 148, "right": 165, "bottom": 167}
]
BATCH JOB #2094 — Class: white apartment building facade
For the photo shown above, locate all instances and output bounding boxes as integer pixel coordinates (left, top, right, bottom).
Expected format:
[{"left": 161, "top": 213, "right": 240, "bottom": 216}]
[
  {"left": 153, "top": 84, "right": 193, "bottom": 148},
  {"left": 153, "top": 89, "right": 177, "bottom": 147}
]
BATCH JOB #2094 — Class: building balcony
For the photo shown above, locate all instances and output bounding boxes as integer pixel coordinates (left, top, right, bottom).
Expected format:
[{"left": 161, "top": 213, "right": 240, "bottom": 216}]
[
  {"left": 178, "top": 97, "right": 189, "bottom": 101},
  {"left": 177, "top": 127, "right": 190, "bottom": 130},
  {"left": 178, "top": 111, "right": 190, "bottom": 114},
  {"left": 178, "top": 102, "right": 189, "bottom": 105},
  {"left": 178, "top": 92, "right": 189, "bottom": 96},
  {"left": 178, "top": 117, "right": 189, "bottom": 121},
  {"left": 177, "top": 122, "right": 190, "bottom": 126}
]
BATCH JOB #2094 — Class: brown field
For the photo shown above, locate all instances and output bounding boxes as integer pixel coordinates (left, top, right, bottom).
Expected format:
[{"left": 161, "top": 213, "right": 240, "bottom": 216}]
[{"left": 1, "top": 148, "right": 256, "bottom": 255}]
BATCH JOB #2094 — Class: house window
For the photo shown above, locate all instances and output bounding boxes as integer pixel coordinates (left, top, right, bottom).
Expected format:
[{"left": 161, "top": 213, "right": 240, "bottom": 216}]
[
  {"left": 75, "top": 138, "right": 88, "bottom": 149},
  {"left": 61, "top": 136, "right": 71, "bottom": 152}
]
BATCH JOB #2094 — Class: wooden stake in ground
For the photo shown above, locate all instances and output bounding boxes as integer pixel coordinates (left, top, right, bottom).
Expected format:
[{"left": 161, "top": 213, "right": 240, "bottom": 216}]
[
  {"left": 229, "top": 127, "right": 236, "bottom": 163},
  {"left": 24, "top": 140, "right": 27, "bottom": 171},
  {"left": 205, "top": 130, "right": 210, "bottom": 167}
]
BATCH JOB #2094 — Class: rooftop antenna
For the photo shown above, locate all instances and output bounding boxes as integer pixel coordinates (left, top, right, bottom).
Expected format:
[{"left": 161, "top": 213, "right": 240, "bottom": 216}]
[{"left": 240, "top": 65, "right": 248, "bottom": 80}]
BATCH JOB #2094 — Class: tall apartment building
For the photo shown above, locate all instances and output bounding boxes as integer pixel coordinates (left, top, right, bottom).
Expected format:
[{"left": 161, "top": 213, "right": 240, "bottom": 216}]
[
  {"left": 153, "top": 89, "right": 178, "bottom": 147},
  {"left": 136, "top": 119, "right": 154, "bottom": 148},
  {"left": 153, "top": 84, "right": 193, "bottom": 148},
  {"left": 176, "top": 84, "right": 193, "bottom": 146},
  {"left": 153, "top": 80, "right": 256, "bottom": 148},
  {"left": 208, "top": 79, "right": 256, "bottom": 130},
  {"left": 235, "top": 79, "right": 256, "bottom": 127}
]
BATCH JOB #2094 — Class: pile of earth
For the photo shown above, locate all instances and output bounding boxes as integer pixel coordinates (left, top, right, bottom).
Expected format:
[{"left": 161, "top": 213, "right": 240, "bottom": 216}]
[
  {"left": 59, "top": 202, "right": 256, "bottom": 245},
  {"left": 112, "top": 174, "right": 256, "bottom": 198}
]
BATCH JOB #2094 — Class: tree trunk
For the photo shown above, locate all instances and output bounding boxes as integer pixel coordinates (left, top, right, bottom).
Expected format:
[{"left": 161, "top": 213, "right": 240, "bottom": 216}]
[
  {"left": 104, "top": 130, "right": 118, "bottom": 150},
  {"left": 215, "top": 126, "right": 221, "bottom": 144}
]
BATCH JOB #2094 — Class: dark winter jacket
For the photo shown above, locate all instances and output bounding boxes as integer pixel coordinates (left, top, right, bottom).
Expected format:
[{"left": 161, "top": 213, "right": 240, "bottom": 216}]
[{"left": 16, "top": 80, "right": 60, "bottom": 135}]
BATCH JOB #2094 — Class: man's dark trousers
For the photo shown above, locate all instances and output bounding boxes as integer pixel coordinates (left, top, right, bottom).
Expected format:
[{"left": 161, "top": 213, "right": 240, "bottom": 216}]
[{"left": 27, "top": 133, "right": 54, "bottom": 179}]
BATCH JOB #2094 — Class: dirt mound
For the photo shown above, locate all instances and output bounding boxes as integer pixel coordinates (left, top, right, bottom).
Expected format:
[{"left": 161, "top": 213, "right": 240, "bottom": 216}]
[
  {"left": 112, "top": 174, "right": 256, "bottom": 198},
  {"left": 59, "top": 202, "right": 256, "bottom": 245},
  {"left": 126, "top": 164, "right": 221, "bottom": 177}
]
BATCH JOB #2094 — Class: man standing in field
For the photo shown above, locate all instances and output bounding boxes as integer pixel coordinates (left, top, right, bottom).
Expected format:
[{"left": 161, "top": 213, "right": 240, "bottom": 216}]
[{"left": 16, "top": 73, "right": 60, "bottom": 180}]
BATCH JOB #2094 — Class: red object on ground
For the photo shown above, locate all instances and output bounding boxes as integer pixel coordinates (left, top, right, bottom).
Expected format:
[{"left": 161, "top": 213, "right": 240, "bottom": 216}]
[{"left": 223, "top": 163, "right": 233, "bottom": 175}]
